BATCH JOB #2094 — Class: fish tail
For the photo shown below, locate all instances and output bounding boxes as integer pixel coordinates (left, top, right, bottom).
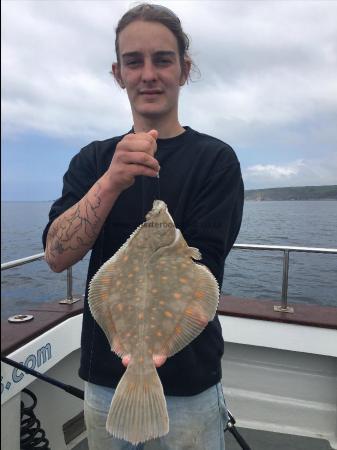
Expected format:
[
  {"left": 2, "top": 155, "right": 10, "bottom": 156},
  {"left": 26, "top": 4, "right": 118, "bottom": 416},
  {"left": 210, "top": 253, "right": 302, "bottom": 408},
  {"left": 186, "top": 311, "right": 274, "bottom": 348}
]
[{"left": 106, "top": 360, "right": 169, "bottom": 445}]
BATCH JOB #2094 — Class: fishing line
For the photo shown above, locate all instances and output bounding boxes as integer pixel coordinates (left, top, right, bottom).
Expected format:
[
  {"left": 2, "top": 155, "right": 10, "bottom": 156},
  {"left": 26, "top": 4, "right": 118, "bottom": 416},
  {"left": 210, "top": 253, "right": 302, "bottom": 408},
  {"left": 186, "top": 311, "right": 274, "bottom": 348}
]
[
  {"left": 87, "top": 129, "right": 161, "bottom": 390},
  {"left": 87, "top": 223, "right": 105, "bottom": 386}
]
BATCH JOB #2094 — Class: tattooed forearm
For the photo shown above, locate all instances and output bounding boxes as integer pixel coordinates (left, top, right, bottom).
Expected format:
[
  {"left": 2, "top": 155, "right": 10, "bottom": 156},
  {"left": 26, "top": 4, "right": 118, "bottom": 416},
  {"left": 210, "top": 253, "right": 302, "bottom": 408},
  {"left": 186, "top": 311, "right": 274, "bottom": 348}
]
[{"left": 45, "top": 180, "right": 119, "bottom": 272}]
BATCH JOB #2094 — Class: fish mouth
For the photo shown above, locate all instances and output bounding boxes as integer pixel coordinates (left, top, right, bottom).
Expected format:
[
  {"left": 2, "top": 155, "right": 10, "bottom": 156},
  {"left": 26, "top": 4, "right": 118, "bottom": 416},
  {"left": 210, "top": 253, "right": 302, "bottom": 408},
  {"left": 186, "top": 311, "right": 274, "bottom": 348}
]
[
  {"left": 146, "top": 200, "right": 167, "bottom": 220},
  {"left": 145, "top": 200, "right": 175, "bottom": 226}
]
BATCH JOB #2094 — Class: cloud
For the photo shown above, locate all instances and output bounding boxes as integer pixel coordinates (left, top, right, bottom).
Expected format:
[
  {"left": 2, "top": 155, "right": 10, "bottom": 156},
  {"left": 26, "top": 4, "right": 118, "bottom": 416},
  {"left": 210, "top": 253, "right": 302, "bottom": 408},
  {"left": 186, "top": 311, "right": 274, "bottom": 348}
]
[
  {"left": 246, "top": 162, "right": 302, "bottom": 179},
  {"left": 243, "top": 156, "right": 337, "bottom": 189},
  {"left": 2, "top": 1, "right": 337, "bottom": 139},
  {"left": 2, "top": 0, "right": 337, "bottom": 197}
]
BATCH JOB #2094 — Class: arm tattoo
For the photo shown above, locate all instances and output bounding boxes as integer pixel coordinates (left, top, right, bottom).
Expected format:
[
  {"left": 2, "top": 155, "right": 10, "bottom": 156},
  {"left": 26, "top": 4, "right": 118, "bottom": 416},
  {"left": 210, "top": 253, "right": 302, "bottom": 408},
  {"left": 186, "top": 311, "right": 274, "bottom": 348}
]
[{"left": 47, "top": 182, "right": 104, "bottom": 259}]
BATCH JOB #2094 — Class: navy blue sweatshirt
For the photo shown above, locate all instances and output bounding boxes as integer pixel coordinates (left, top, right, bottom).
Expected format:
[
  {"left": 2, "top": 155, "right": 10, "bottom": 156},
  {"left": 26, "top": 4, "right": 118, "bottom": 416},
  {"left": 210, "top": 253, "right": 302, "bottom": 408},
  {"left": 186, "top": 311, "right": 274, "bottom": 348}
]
[{"left": 43, "top": 127, "right": 244, "bottom": 396}]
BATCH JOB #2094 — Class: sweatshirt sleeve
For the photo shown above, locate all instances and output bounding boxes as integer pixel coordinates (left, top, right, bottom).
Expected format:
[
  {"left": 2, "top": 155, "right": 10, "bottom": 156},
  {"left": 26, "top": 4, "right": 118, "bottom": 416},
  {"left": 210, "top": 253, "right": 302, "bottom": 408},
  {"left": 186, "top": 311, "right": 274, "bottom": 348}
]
[
  {"left": 42, "top": 144, "right": 98, "bottom": 249},
  {"left": 182, "top": 151, "right": 244, "bottom": 287}
]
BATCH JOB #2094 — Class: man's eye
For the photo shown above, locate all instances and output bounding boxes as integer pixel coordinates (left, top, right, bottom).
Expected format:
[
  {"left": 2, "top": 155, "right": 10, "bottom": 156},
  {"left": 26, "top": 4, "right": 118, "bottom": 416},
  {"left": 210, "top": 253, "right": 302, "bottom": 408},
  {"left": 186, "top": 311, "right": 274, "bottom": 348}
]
[
  {"left": 154, "top": 59, "right": 171, "bottom": 66},
  {"left": 126, "top": 60, "right": 141, "bottom": 66}
]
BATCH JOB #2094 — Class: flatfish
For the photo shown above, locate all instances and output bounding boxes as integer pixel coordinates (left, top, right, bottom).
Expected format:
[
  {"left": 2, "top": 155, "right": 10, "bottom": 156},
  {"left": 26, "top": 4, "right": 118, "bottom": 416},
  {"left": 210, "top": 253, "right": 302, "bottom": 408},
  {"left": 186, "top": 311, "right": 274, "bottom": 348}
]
[{"left": 88, "top": 200, "right": 219, "bottom": 444}]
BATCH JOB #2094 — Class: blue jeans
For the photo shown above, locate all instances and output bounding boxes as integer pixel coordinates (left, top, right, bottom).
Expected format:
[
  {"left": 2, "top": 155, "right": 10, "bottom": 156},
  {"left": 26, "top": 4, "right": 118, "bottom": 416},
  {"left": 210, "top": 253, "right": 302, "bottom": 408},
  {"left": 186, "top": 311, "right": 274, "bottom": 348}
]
[{"left": 84, "top": 381, "right": 228, "bottom": 450}]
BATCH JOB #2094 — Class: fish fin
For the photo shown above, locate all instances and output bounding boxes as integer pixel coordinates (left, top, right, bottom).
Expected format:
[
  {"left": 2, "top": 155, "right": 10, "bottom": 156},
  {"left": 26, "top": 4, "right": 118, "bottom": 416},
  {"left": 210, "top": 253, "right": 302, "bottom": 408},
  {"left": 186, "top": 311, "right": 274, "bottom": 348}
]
[
  {"left": 88, "top": 257, "right": 130, "bottom": 356},
  {"left": 189, "top": 247, "right": 202, "bottom": 260},
  {"left": 164, "top": 263, "right": 219, "bottom": 357},
  {"left": 106, "top": 360, "right": 169, "bottom": 444},
  {"left": 171, "top": 230, "right": 202, "bottom": 260},
  {"left": 88, "top": 301, "right": 126, "bottom": 357}
]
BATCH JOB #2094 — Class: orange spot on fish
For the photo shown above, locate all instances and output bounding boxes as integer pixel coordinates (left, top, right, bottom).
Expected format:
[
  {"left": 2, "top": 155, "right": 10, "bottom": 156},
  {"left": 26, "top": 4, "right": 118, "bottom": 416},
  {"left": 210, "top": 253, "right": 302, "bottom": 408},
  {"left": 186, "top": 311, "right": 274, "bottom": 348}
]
[
  {"left": 159, "top": 300, "right": 165, "bottom": 305},
  {"left": 138, "top": 312, "right": 144, "bottom": 320},
  {"left": 161, "top": 276, "right": 168, "bottom": 281},
  {"left": 174, "top": 292, "right": 182, "bottom": 300},
  {"left": 179, "top": 277, "right": 188, "bottom": 283},
  {"left": 123, "top": 255, "right": 129, "bottom": 262},
  {"left": 156, "top": 331, "right": 162, "bottom": 337},
  {"left": 194, "top": 290, "right": 205, "bottom": 299},
  {"left": 116, "top": 303, "right": 124, "bottom": 312},
  {"left": 151, "top": 288, "right": 158, "bottom": 294},
  {"left": 175, "top": 325, "right": 182, "bottom": 335},
  {"left": 164, "top": 311, "right": 173, "bottom": 318}
]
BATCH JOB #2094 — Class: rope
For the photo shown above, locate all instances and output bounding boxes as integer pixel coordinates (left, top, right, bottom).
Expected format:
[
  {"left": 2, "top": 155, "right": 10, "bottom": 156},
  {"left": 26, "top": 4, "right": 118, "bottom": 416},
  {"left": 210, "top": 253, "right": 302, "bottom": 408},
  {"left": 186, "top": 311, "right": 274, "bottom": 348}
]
[{"left": 20, "top": 389, "right": 50, "bottom": 449}]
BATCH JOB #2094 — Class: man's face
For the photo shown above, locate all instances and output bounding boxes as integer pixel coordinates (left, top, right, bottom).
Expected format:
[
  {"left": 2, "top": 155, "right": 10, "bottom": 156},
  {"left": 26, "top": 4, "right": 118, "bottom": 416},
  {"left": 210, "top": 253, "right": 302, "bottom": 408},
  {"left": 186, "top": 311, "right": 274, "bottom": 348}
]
[{"left": 114, "top": 20, "right": 188, "bottom": 121}]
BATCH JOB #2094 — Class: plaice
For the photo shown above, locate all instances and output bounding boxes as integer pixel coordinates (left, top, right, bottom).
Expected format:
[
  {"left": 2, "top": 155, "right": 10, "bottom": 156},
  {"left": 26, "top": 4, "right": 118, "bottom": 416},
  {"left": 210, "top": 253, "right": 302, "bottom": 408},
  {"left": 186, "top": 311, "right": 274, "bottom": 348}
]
[{"left": 88, "top": 200, "right": 219, "bottom": 444}]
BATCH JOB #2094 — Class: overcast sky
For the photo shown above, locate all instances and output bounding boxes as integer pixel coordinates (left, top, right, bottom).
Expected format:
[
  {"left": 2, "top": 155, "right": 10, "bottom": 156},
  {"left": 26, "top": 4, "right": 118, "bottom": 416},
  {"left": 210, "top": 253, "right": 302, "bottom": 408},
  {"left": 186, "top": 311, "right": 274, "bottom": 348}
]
[{"left": 2, "top": 0, "right": 337, "bottom": 201}]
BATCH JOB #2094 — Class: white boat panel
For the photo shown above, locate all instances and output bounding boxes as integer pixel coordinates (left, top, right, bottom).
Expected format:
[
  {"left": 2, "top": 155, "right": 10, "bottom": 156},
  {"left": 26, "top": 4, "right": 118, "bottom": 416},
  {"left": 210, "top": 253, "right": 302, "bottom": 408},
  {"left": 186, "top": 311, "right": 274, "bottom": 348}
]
[
  {"left": 219, "top": 315, "right": 337, "bottom": 357},
  {"left": 220, "top": 316, "right": 337, "bottom": 448},
  {"left": 1, "top": 314, "right": 83, "bottom": 405},
  {"left": 29, "top": 349, "right": 84, "bottom": 450},
  {"left": 1, "top": 393, "right": 20, "bottom": 450}
]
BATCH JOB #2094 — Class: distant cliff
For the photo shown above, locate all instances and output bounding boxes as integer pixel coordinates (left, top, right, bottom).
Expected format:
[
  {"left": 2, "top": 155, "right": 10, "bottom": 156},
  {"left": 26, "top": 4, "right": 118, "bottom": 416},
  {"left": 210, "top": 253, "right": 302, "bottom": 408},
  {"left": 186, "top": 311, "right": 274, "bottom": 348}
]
[{"left": 245, "top": 185, "right": 337, "bottom": 201}]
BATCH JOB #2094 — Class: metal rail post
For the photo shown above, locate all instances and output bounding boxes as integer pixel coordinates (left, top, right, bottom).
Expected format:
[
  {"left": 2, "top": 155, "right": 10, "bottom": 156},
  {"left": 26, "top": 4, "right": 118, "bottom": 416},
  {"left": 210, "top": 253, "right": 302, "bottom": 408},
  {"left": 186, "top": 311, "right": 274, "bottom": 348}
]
[
  {"left": 59, "top": 267, "right": 81, "bottom": 304},
  {"left": 274, "top": 250, "right": 294, "bottom": 313}
]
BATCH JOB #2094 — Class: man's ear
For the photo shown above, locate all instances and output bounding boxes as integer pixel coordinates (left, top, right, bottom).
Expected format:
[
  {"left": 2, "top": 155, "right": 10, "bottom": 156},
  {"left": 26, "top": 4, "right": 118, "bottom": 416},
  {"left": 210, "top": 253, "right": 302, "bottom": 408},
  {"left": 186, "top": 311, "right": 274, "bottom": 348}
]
[
  {"left": 180, "top": 58, "right": 192, "bottom": 86},
  {"left": 112, "top": 63, "right": 125, "bottom": 88}
]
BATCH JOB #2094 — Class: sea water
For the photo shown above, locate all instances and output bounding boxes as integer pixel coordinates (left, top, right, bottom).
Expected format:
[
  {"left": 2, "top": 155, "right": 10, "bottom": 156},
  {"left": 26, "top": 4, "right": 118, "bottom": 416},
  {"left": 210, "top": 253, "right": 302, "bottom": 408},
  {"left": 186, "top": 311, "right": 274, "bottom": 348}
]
[{"left": 1, "top": 200, "right": 337, "bottom": 319}]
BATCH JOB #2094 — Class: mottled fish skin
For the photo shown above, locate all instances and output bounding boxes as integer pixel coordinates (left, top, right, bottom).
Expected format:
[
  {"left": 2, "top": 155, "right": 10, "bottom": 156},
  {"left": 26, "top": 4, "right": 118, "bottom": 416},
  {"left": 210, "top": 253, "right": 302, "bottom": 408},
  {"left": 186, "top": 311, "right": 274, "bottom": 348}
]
[{"left": 88, "top": 200, "right": 219, "bottom": 444}]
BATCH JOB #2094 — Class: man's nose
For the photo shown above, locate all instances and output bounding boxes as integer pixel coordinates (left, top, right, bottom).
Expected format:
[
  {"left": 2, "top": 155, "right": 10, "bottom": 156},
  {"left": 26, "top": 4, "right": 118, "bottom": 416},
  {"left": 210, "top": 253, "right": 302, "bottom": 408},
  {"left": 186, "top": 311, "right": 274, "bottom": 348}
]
[{"left": 142, "top": 60, "right": 157, "bottom": 82}]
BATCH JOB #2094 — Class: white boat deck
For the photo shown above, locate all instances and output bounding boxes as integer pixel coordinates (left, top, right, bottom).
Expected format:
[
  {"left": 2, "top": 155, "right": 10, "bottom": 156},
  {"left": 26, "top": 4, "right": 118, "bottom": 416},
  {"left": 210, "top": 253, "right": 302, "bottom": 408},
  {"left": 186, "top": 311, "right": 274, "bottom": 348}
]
[
  {"left": 70, "top": 428, "right": 334, "bottom": 449},
  {"left": 226, "top": 428, "right": 334, "bottom": 450}
]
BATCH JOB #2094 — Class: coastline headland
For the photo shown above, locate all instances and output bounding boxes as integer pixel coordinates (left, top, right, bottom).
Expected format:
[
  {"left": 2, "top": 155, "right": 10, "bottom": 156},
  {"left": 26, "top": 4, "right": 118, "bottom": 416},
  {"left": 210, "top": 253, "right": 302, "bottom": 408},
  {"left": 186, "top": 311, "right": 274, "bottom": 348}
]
[{"left": 245, "top": 185, "right": 337, "bottom": 201}]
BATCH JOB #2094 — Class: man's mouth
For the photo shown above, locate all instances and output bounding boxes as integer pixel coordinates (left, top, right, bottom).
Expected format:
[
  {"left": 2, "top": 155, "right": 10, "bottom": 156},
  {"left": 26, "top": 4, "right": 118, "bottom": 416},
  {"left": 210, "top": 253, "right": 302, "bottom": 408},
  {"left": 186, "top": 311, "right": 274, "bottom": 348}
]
[{"left": 139, "top": 90, "right": 163, "bottom": 95}]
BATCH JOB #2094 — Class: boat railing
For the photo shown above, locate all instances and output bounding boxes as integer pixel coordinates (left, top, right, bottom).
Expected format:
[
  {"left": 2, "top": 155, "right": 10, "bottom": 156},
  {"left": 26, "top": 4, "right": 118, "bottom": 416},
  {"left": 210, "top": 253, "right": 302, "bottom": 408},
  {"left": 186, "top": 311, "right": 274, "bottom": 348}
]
[
  {"left": 1, "top": 244, "right": 337, "bottom": 314},
  {"left": 232, "top": 244, "right": 337, "bottom": 312},
  {"left": 1, "top": 252, "right": 80, "bottom": 306}
]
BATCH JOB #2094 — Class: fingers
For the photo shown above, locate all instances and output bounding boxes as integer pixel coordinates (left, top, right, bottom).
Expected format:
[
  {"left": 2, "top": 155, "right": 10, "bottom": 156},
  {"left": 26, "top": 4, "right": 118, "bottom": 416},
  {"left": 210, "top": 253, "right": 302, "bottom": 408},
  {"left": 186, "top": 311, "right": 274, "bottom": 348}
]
[
  {"left": 118, "top": 150, "right": 160, "bottom": 174},
  {"left": 147, "top": 129, "right": 158, "bottom": 140},
  {"left": 122, "top": 354, "right": 131, "bottom": 367},
  {"left": 121, "top": 354, "right": 167, "bottom": 368},
  {"left": 153, "top": 354, "right": 167, "bottom": 367},
  {"left": 119, "top": 131, "right": 158, "bottom": 157},
  {"left": 105, "top": 130, "right": 160, "bottom": 192}
]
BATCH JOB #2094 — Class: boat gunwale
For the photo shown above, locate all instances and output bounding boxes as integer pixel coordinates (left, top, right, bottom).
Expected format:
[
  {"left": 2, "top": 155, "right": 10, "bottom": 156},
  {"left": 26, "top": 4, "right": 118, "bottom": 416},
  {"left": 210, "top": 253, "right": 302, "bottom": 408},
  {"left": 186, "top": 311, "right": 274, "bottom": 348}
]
[{"left": 1, "top": 295, "right": 336, "bottom": 357}]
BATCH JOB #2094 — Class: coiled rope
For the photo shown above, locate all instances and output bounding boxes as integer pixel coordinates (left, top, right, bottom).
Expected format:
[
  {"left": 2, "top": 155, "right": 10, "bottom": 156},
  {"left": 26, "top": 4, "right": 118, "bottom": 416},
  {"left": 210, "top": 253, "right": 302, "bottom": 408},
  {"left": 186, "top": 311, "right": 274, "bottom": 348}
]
[{"left": 20, "top": 389, "right": 50, "bottom": 449}]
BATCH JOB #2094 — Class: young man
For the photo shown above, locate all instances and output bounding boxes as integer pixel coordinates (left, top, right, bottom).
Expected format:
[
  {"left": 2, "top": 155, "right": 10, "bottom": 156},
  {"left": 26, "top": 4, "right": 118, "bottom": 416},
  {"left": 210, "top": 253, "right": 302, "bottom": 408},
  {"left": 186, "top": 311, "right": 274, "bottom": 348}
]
[{"left": 43, "top": 4, "right": 244, "bottom": 449}]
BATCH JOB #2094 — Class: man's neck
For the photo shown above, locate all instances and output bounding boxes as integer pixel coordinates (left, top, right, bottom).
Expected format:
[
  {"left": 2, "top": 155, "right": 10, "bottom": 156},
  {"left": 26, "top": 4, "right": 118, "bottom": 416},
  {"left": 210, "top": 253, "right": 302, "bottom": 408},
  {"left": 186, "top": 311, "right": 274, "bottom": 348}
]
[{"left": 133, "top": 116, "right": 185, "bottom": 139}]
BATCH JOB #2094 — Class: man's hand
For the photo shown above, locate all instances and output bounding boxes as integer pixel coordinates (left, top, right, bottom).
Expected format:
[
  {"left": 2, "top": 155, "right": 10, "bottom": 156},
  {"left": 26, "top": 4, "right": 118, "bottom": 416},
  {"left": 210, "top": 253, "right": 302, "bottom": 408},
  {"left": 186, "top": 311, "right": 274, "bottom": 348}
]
[
  {"left": 122, "top": 354, "right": 167, "bottom": 368},
  {"left": 102, "top": 129, "right": 160, "bottom": 195}
]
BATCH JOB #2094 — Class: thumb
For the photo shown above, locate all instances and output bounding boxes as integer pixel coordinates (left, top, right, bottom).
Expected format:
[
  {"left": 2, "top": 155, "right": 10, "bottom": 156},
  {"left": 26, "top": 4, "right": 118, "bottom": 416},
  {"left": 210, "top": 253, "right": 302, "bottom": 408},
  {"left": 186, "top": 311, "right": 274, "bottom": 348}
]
[{"left": 147, "top": 129, "right": 158, "bottom": 140}]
